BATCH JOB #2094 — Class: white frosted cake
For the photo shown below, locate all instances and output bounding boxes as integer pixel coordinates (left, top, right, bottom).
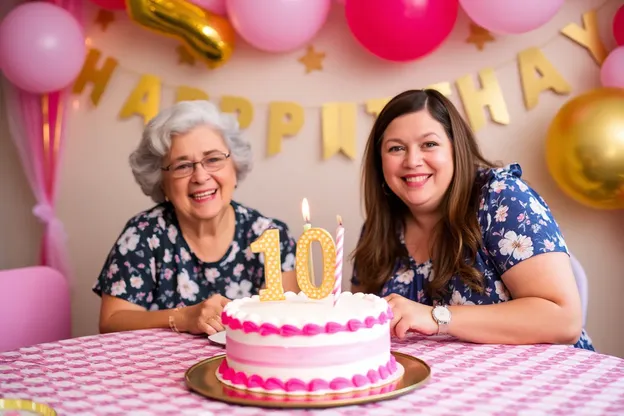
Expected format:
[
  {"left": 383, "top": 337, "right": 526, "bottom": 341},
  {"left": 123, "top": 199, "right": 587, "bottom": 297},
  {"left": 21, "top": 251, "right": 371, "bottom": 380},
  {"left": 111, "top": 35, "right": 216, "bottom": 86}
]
[{"left": 216, "top": 291, "right": 403, "bottom": 396}]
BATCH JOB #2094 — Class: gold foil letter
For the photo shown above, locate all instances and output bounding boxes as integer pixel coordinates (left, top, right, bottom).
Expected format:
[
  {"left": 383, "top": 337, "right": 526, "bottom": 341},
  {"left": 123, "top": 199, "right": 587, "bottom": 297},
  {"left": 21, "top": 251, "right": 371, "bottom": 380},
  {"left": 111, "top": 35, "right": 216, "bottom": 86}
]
[
  {"left": 221, "top": 96, "right": 253, "bottom": 129},
  {"left": 267, "top": 102, "right": 304, "bottom": 156},
  {"left": 561, "top": 10, "right": 608, "bottom": 66},
  {"left": 72, "top": 48, "right": 118, "bottom": 107},
  {"left": 119, "top": 74, "right": 161, "bottom": 125},
  {"left": 518, "top": 47, "right": 571, "bottom": 110},
  {"left": 456, "top": 68, "right": 509, "bottom": 132},
  {"left": 321, "top": 102, "right": 357, "bottom": 160}
]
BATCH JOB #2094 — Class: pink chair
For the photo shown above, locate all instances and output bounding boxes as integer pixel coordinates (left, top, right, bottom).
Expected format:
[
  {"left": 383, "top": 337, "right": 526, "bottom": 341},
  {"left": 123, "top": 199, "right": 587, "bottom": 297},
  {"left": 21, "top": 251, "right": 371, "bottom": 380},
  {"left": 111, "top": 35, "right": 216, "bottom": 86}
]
[{"left": 0, "top": 266, "right": 71, "bottom": 352}]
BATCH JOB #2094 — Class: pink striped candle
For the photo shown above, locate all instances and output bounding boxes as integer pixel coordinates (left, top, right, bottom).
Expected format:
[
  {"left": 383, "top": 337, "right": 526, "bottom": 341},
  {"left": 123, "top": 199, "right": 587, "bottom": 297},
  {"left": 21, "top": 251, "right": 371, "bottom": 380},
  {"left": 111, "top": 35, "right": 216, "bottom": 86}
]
[{"left": 333, "top": 215, "right": 344, "bottom": 305}]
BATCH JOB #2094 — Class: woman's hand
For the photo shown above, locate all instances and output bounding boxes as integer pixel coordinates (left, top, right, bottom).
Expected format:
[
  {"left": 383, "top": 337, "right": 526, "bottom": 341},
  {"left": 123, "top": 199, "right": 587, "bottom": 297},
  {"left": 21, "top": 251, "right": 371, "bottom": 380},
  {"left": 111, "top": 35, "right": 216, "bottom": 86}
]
[
  {"left": 181, "top": 294, "right": 231, "bottom": 335},
  {"left": 384, "top": 293, "right": 438, "bottom": 338}
]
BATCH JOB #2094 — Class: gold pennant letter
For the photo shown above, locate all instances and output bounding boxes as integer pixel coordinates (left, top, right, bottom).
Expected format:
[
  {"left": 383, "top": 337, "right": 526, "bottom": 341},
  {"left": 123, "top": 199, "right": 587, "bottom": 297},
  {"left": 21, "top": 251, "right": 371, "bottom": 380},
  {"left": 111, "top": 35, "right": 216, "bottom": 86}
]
[
  {"left": 221, "top": 96, "right": 253, "bottom": 129},
  {"left": 267, "top": 102, "right": 304, "bottom": 156},
  {"left": 365, "top": 97, "right": 390, "bottom": 119},
  {"left": 518, "top": 47, "right": 571, "bottom": 110},
  {"left": 456, "top": 68, "right": 509, "bottom": 132},
  {"left": 72, "top": 48, "right": 118, "bottom": 107},
  {"left": 175, "top": 86, "right": 209, "bottom": 102},
  {"left": 119, "top": 74, "right": 161, "bottom": 125},
  {"left": 321, "top": 102, "right": 357, "bottom": 160},
  {"left": 560, "top": 10, "right": 608, "bottom": 66}
]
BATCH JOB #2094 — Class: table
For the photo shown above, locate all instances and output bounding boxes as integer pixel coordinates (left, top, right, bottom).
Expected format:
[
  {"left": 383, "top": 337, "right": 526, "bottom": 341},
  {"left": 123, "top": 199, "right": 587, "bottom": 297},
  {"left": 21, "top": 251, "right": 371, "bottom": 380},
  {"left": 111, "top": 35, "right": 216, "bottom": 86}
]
[{"left": 1, "top": 329, "right": 623, "bottom": 415}]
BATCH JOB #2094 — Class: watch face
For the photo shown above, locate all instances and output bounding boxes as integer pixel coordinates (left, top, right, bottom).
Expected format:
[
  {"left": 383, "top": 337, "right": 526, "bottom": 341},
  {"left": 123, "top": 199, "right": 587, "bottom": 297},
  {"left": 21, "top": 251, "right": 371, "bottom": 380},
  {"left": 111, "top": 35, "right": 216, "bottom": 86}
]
[{"left": 435, "top": 306, "right": 451, "bottom": 323}]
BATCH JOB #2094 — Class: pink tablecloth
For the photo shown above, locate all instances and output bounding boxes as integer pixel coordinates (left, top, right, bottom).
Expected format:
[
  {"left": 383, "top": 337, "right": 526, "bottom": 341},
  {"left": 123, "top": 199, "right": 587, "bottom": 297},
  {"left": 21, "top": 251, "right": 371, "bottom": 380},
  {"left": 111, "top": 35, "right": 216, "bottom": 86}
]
[{"left": 1, "top": 329, "right": 623, "bottom": 415}]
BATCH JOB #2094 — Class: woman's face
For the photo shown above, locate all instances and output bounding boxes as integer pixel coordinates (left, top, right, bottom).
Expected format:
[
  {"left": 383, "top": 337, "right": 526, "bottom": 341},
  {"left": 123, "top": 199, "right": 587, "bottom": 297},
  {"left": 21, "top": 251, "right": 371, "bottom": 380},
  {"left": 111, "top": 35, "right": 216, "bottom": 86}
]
[
  {"left": 380, "top": 110, "right": 454, "bottom": 214},
  {"left": 161, "top": 125, "right": 237, "bottom": 222}
]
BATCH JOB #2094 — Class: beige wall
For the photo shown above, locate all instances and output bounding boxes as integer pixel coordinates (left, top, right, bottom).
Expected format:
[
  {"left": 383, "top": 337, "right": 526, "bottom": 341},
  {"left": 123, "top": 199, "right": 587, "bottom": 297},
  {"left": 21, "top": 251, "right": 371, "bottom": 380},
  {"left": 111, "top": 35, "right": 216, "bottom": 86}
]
[{"left": 1, "top": 0, "right": 623, "bottom": 357}]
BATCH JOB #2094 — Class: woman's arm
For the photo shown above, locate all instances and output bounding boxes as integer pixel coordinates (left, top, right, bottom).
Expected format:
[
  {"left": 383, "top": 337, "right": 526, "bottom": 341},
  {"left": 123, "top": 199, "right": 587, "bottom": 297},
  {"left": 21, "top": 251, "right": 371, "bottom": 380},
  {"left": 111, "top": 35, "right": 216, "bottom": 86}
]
[{"left": 447, "top": 252, "right": 583, "bottom": 345}]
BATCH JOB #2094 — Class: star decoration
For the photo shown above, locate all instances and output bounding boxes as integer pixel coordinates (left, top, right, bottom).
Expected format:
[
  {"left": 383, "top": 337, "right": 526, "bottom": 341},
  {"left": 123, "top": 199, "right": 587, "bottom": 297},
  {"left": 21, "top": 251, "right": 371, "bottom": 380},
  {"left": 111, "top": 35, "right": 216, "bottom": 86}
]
[
  {"left": 298, "top": 46, "right": 325, "bottom": 74},
  {"left": 466, "top": 22, "right": 495, "bottom": 51},
  {"left": 95, "top": 9, "right": 115, "bottom": 31},
  {"left": 176, "top": 45, "right": 196, "bottom": 66}
]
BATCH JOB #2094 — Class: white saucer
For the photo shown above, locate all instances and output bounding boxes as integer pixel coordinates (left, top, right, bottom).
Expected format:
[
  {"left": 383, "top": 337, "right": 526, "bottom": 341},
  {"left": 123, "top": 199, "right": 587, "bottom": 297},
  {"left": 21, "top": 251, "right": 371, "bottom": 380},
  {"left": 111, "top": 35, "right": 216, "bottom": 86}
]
[{"left": 208, "top": 331, "right": 226, "bottom": 347}]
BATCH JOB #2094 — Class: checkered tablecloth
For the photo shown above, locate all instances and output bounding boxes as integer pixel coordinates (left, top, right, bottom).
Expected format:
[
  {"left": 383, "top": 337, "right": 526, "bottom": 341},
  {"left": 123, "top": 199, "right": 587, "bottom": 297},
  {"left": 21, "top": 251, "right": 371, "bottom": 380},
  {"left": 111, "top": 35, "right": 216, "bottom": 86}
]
[{"left": 1, "top": 329, "right": 623, "bottom": 415}]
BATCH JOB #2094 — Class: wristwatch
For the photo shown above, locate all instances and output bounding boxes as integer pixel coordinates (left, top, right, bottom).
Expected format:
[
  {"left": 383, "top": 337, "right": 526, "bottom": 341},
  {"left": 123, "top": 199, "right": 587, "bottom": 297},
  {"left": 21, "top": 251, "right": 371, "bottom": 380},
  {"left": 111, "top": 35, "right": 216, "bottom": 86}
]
[{"left": 431, "top": 305, "right": 452, "bottom": 335}]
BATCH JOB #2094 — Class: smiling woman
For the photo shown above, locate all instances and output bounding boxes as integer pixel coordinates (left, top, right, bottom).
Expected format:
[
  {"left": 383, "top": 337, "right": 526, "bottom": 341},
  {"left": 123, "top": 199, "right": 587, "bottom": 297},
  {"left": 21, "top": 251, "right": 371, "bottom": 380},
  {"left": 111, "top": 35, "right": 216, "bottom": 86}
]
[{"left": 93, "top": 100, "right": 298, "bottom": 336}]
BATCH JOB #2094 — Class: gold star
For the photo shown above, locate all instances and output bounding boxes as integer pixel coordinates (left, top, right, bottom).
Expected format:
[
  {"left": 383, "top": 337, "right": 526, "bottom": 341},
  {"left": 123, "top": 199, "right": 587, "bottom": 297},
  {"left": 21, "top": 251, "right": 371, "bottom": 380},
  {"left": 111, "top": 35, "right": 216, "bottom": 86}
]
[
  {"left": 95, "top": 10, "right": 115, "bottom": 31},
  {"left": 176, "top": 45, "right": 196, "bottom": 66},
  {"left": 298, "top": 46, "right": 325, "bottom": 74},
  {"left": 466, "top": 22, "right": 495, "bottom": 51}
]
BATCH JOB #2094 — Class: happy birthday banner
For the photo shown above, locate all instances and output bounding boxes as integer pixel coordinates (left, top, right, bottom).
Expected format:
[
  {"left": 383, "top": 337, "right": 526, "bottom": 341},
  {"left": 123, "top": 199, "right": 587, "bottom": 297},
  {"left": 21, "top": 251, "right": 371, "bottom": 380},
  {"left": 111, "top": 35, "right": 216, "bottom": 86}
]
[{"left": 71, "top": 8, "right": 607, "bottom": 160}]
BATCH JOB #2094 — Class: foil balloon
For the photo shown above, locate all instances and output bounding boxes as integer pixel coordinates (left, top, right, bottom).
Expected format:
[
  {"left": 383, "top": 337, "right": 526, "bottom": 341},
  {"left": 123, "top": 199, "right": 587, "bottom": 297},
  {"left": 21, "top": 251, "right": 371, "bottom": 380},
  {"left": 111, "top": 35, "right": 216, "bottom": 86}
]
[
  {"left": 126, "top": 0, "right": 235, "bottom": 68},
  {"left": 545, "top": 87, "right": 624, "bottom": 210}
]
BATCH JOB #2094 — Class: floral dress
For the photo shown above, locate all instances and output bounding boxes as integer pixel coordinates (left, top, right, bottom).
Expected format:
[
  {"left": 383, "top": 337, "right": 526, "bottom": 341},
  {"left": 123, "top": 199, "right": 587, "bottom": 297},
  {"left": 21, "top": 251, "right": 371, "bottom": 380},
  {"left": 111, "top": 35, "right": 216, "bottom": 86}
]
[
  {"left": 93, "top": 201, "right": 297, "bottom": 310},
  {"left": 352, "top": 164, "right": 595, "bottom": 351}
]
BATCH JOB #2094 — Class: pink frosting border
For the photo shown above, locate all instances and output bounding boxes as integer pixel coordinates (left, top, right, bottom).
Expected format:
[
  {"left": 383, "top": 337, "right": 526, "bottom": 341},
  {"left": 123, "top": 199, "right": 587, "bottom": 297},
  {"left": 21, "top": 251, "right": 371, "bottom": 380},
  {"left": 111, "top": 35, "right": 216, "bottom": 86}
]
[
  {"left": 217, "top": 355, "right": 399, "bottom": 393},
  {"left": 220, "top": 308, "right": 393, "bottom": 336}
]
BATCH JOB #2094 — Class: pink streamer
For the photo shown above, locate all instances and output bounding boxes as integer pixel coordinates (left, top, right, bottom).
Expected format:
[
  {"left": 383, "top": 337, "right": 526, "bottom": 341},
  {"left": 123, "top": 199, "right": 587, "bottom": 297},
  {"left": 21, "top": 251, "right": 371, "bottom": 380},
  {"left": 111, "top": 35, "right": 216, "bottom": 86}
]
[{"left": 2, "top": 0, "right": 84, "bottom": 282}]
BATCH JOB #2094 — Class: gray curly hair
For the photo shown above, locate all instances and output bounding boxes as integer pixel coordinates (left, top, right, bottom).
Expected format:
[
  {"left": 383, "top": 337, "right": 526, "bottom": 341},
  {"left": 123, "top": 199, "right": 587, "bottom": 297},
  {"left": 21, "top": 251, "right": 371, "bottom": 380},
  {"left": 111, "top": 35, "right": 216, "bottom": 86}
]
[{"left": 129, "top": 100, "right": 253, "bottom": 203}]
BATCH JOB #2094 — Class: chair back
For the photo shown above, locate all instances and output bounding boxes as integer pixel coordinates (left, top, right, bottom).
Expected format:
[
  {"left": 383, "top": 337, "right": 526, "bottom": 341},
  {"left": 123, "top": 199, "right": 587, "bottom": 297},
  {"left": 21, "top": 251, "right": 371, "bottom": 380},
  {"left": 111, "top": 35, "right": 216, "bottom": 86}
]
[
  {"left": 0, "top": 266, "right": 71, "bottom": 352},
  {"left": 569, "top": 254, "right": 588, "bottom": 327}
]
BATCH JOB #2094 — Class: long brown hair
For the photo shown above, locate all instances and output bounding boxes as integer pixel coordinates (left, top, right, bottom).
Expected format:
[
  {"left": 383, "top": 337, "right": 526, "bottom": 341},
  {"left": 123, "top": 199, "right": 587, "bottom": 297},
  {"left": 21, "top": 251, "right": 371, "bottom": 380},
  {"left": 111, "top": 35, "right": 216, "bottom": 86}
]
[{"left": 351, "top": 89, "right": 498, "bottom": 301}]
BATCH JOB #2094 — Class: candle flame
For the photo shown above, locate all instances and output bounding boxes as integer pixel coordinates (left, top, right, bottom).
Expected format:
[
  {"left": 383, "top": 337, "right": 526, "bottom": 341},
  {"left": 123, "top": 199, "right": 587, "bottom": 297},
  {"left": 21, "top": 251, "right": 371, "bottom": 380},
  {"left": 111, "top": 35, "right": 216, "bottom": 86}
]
[
  {"left": 337, "top": 215, "right": 343, "bottom": 226},
  {"left": 302, "top": 198, "right": 310, "bottom": 223}
]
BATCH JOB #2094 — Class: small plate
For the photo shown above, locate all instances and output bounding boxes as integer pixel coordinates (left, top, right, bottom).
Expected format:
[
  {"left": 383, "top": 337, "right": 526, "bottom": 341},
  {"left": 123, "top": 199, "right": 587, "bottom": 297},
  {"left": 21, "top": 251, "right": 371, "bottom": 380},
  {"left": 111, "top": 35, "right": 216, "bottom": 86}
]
[
  {"left": 207, "top": 331, "right": 226, "bottom": 347},
  {"left": 185, "top": 351, "right": 430, "bottom": 409}
]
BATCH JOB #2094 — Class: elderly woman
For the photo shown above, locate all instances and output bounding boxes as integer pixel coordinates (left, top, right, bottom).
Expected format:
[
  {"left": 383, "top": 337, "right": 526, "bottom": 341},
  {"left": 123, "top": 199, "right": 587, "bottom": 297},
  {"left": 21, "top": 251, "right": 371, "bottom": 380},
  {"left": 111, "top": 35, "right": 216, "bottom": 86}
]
[
  {"left": 351, "top": 89, "right": 594, "bottom": 351},
  {"left": 93, "top": 100, "right": 298, "bottom": 335}
]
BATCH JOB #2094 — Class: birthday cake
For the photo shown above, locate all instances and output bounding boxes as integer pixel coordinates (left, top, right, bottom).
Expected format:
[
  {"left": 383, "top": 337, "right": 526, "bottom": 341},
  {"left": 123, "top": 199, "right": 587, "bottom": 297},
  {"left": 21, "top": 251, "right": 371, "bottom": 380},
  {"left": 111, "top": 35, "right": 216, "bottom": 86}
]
[{"left": 216, "top": 291, "right": 403, "bottom": 396}]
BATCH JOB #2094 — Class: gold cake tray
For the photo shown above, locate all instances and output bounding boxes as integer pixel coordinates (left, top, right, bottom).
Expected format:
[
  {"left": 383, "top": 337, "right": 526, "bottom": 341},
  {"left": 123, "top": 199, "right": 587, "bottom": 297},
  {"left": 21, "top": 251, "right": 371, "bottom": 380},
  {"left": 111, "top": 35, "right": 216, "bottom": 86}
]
[{"left": 185, "top": 351, "right": 431, "bottom": 409}]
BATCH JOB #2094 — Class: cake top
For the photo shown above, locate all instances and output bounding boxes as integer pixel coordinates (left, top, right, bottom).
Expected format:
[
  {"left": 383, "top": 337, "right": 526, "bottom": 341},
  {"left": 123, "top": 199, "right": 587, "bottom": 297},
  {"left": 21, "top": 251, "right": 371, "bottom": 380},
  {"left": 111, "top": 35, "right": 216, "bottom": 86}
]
[{"left": 222, "top": 291, "right": 390, "bottom": 331}]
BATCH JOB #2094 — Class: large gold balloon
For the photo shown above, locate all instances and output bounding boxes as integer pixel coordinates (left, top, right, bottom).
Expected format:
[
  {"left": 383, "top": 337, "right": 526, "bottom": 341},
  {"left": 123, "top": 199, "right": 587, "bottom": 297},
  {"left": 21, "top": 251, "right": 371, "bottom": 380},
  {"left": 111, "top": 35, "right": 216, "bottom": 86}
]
[
  {"left": 125, "top": 0, "right": 235, "bottom": 69},
  {"left": 545, "top": 87, "right": 624, "bottom": 210}
]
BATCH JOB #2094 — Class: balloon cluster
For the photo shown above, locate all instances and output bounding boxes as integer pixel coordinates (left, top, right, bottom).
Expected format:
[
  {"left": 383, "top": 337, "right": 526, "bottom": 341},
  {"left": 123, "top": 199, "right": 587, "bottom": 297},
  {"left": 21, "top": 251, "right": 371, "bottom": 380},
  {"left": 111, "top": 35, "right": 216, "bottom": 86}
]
[{"left": 600, "top": 5, "right": 624, "bottom": 89}]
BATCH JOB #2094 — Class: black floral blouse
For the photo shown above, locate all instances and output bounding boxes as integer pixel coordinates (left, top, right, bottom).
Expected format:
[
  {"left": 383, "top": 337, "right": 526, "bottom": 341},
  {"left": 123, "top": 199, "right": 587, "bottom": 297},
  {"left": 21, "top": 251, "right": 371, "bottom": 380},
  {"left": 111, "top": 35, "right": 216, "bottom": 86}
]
[{"left": 93, "top": 201, "right": 297, "bottom": 310}]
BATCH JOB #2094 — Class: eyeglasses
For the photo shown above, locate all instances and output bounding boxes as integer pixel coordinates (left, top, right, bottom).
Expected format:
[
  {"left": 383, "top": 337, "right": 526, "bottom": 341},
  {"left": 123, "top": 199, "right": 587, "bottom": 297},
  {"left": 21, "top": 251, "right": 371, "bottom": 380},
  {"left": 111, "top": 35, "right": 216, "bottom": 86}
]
[{"left": 161, "top": 152, "right": 231, "bottom": 178}]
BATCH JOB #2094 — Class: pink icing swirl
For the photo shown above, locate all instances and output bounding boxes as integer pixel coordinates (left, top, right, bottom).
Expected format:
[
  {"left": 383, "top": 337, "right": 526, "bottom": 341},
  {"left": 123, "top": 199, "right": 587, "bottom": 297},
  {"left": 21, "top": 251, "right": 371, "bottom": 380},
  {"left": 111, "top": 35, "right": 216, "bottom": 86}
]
[
  {"left": 217, "top": 355, "right": 399, "bottom": 393},
  {"left": 221, "top": 308, "right": 393, "bottom": 337}
]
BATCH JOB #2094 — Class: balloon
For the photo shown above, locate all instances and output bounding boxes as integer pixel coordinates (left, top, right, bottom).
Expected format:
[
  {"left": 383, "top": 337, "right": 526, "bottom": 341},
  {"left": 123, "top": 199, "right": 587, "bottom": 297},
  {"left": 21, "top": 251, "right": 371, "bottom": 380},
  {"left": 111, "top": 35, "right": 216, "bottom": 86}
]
[
  {"left": 345, "top": 0, "right": 458, "bottom": 62},
  {"left": 0, "top": 2, "right": 86, "bottom": 94},
  {"left": 126, "top": 0, "right": 235, "bottom": 68},
  {"left": 459, "top": 0, "right": 564, "bottom": 34},
  {"left": 600, "top": 47, "right": 624, "bottom": 88},
  {"left": 226, "top": 0, "right": 331, "bottom": 53},
  {"left": 614, "top": 5, "right": 624, "bottom": 46},
  {"left": 188, "top": 0, "right": 227, "bottom": 16},
  {"left": 545, "top": 88, "right": 624, "bottom": 210},
  {"left": 89, "top": 0, "right": 126, "bottom": 10}
]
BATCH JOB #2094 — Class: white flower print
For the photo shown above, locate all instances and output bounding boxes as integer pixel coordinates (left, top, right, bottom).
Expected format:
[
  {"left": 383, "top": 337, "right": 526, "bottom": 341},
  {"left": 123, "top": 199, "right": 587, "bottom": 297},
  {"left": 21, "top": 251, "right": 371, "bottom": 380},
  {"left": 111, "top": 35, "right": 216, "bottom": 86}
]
[
  {"left": 529, "top": 197, "right": 550, "bottom": 222},
  {"left": 117, "top": 227, "right": 140, "bottom": 255},
  {"left": 163, "top": 249, "right": 172, "bottom": 263},
  {"left": 495, "top": 281, "right": 510, "bottom": 301},
  {"left": 283, "top": 253, "right": 295, "bottom": 271},
  {"left": 224, "top": 242, "right": 240, "bottom": 263},
  {"left": 107, "top": 263, "right": 119, "bottom": 279},
  {"left": 180, "top": 247, "right": 192, "bottom": 263},
  {"left": 396, "top": 270, "right": 414, "bottom": 284},
  {"left": 251, "top": 217, "right": 272, "bottom": 235},
  {"left": 147, "top": 207, "right": 164, "bottom": 218},
  {"left": 558, "top": 234, "right": 567, "bottom": 249},
  {"left": 177, "top": 270, "right": 199, "bottom": 302},
  {"left": 450, "top": 290, "right": 475, "bottom": 305},
  {"left": 158, "top": 216, "right": 166, "bottom": 230},
  {"left": 490, "top": 180, "right": 507, "bottom": 193},
  {"left": 111, "top": 280, "right": 127, "bottom": 296},
  {"left": 543, "top": 239, "right": 555, "bottom": 251},
  {"left": 225, "top": 280, "right": 253, "bottom": 299},
  {"left": 150, "top": 258, "right": 156, "bottom": 282},
  {"left": 498, "top": 231, "right": 533, "bottom": 261},
  {"left": 516, "top": 179, "right": 528, "bottom": 192},
  {"left": 167, "top": 225, "right": 178, "bottom": 244},
  {"left": 416, "top": 262, "right": 433, "bottom": 282},
  {"left": 130, "top": 276, "right": 144, "bottom": 289},
  {"left": 147, "top": 234, "right": 160, "bottom": 251},
  {"left": 494, "top": 205, "right": 509, "bottom": 223},
  {"left": 244, "top": 247, "right": 254, "bottom": 261},
  {"left": 204, "top": 268, "right": 220, "bottom": 284},
  {"left": 233, "top": 264, "right": 245, "bottom": 277}
]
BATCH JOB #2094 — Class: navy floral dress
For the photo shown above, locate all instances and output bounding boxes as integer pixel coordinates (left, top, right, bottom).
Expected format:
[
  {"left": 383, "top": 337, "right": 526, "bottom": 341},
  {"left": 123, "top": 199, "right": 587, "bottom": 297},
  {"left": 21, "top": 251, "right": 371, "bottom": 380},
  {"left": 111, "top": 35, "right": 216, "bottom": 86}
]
[
  {"left": 352, "top": 164, "right": 595, "bottom": 351},
  {"left": 93, "top": 201, "right": 297, "bottom": 310}
]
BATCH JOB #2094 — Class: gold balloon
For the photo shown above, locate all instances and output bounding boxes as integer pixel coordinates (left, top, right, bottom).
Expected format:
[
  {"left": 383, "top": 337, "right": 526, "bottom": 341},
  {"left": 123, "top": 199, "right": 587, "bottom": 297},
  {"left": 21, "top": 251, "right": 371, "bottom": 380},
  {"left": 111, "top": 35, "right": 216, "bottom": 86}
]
[
  {"left": 545, "top": 87, "right": 624, "bottom": 210},
  {"left": 125, "top": 0, "right": 235, "bottom": 69}
]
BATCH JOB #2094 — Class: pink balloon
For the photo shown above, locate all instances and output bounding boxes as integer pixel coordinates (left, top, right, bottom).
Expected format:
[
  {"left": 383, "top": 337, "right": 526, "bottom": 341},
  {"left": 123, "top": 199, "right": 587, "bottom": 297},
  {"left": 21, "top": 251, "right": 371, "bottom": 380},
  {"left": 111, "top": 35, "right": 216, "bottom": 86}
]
[
  {"left": 345, "top": 0, "right": 458, "bottom": 62},
  {"left": 89, "top": 0, "right": 126, "bottom": 10},
  {"left": 226, "top": 0, "right": 331, "bottom": 53},
  {"left": 614, "top": 5, "right": 624, "bottom": 46},
  {"left": 600, "top": 47, "right": 624, "bottom": 88},
  {"left": 0, "top": 2, "right": 86, "bottom": 94},
  {"left": 189, "top": 0, "right": 227, "bottom": 16},
  {"left": 459, "top": 0, "right": 564, "bottom": 35}
]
